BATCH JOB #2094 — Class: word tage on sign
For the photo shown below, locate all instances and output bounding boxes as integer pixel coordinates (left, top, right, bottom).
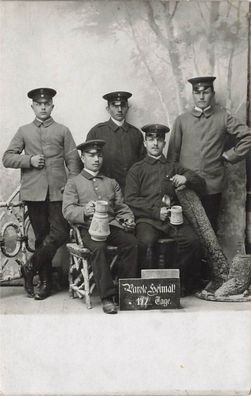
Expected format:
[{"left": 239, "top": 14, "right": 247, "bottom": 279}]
[{"left": 119, "top": 277, "right": 180, "bottom": 311}]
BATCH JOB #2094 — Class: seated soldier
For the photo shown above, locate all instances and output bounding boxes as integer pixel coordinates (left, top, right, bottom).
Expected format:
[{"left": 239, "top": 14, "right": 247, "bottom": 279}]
[
  {"left": 62, "top": 139, "right": 138, "bottom": 314},
  {"left": 125, "top": 124, "right": 206, "bottom": 295}
]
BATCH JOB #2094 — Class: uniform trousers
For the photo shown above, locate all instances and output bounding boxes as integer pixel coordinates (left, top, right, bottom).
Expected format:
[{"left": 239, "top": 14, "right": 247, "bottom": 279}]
[
  {"left": 200, "top": 193, "right": 222, "bottom": 233},
  {"left": 27, "top": 200, "right": 69, "bottom": 272},
  {"left": 136, "top": 222, "right": 202, "bottom": 288},
  {"left": 80, "top": 226, "right": 138, "bottom": 300}
]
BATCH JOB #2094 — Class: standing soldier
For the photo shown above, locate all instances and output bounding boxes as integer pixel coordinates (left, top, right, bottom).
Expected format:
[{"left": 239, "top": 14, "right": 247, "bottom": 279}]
[
  {"left": 168, "top": 76, "right": 251, "bottom": 231},
  {"left": 86, "top": 91, "right": 145, "bottom": 192},
  {"left": 2, "top": 88, "right": 83, "bottom": 300}
]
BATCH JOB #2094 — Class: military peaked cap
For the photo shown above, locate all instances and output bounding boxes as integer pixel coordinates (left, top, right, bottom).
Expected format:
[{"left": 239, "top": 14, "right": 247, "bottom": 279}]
[
  {"left": 27, "top": 88, "right": 57, "bottom": 102},
  {"left": 77, "top": 139, "right": 106, "bottom": 153},
  {"left": 103, "top": 91, "right": 132, "bottom": 103},
  {"left": 188, "top": 76, "right": 216, "bottom": 89},
  {"left": 141, "top": 124, "right": 170, "bottom": 135}
]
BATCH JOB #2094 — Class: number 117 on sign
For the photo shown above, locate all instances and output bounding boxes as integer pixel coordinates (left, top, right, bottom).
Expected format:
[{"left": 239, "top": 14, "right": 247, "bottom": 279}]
[{"left": 136, "top": 296, "right": 149, "bottom": 306}]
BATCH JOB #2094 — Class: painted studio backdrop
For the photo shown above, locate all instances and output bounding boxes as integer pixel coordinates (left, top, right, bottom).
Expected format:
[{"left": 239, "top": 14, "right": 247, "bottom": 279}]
[{"left": 0, "top": 0, "right": 249, "bottom": 261}]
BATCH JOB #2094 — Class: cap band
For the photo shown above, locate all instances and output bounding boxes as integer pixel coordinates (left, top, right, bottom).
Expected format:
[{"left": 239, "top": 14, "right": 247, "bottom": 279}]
[
  {"left": 77, "top": 139, "right": 106, "bottom": 153},
  {"left": 103, "top": 91, "right": 132, "bottom": 102},
  {"left": 141, "top": 123, "right": 170, "bottom": 134},
  {"left": 28, "top": 88, "right": 57, "bottom": 101}
]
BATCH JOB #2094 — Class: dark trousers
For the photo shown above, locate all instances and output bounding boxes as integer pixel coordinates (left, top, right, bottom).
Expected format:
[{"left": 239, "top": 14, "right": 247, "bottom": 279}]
[
  {"left": 201, "top": 193, "right": 222, "bottom": 233},
  {"left": 136, "top": 222, "right": 202, "bottom": 288},
  {"left": 80, "top": 226, "right": 138, "bottom": 300},
  {"left": 27, "top": 200, "right": 69, "bottom": 272}
]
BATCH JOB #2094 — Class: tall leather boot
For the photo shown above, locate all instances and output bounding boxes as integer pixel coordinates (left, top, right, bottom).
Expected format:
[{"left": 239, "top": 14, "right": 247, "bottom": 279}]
[
  {"left": 21, "top": 257, "right": 35, "bottom": 298},
  {"left": 34, "top": 265, "right": 51, "bottom": 300}
]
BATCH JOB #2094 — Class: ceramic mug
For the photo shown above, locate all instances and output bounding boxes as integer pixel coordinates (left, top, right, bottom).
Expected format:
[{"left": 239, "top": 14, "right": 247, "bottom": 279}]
[
  {"left": 88, "top": 200, "right": 110, "bottom": 241},
  {"left": 167, "top": 205, "right": 183, "bottom": 225}
]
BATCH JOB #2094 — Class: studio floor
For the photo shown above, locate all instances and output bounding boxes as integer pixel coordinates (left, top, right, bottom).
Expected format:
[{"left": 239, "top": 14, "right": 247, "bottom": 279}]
[
  {"left": 0, "top": 286, "right": 251, "bottom": 396},
  {"left": 0, "top": 285, "right": 251, "bottom": 315}
]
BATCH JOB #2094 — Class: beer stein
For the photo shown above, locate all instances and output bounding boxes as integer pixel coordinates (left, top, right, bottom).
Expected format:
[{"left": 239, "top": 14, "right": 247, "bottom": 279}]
[
  {"left": 88, "top": 200, "right": 110, "bottom": 241},
  {"left": 167, "top": 205, "right": 183, "bottom": 225}
]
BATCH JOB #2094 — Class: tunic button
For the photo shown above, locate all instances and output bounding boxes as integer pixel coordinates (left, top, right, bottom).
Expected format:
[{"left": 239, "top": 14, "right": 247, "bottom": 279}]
[
  {"left": 93, "top": 178, "right": 96, "bottom": 182},
  {"left": 94, "top": 187, "right": 98, "bottom": 190}
]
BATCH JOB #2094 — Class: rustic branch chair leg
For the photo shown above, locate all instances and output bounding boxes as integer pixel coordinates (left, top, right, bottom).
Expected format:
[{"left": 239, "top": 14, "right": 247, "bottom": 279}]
[
  {"left": 68, "top": 258, "right": 75, "bottom": 298},
  {"left": 82, "top": 258, "right": 92, "bottom": 309},
  {"left": 67, "top": 236, "right": 119, "bottom": 309}
]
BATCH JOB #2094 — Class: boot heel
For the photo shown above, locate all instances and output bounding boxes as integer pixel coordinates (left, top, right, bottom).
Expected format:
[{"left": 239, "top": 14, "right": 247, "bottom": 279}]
[
  {"left": 21, "top": 259, "right": 35, "bottom": 297},
  {"left": 34, "top": 265, "right": 51, "bottom": 300}
]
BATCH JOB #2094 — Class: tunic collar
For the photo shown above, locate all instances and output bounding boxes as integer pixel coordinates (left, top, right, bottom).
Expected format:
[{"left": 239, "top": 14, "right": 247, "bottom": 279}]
[
  {"left": 33, "top": 117, "right": 54, "bottom": 127},
  {"left": 191, "top": 105, "right": 215, "bottom": 118},
  {"left": 111, "top": 117, "right": 125, "bottom": 127},
  {"left": 144, "top": 154, "right": 167, "bottom": 164},
  {"left": 108, "top": 118, "right": 129, "bottom": 132},
  {"left": 81, "top": 169, "right": 104, "bottom": 180}
]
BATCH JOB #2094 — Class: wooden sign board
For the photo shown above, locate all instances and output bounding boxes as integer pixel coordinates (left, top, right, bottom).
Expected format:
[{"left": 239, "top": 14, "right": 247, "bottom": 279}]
[
  {"left": 141, "top": 269, "right": 180, "bottom": 279},
  {"left": 119, "top": 277, "right": 180, "bottom": 311}
]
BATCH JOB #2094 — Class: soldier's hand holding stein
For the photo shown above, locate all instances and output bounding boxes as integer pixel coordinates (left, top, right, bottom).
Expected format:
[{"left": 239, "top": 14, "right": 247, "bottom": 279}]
[
  {"left": 160, "top": 207, "right": 169, "bottom": 221},
  {"left": 84, "top": 200, "right": 96, "bottom": 218}
]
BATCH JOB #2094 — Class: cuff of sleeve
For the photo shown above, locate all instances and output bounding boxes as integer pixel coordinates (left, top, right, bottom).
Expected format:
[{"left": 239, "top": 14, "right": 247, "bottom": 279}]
[
  {"left": 83, "top": 210, "right": 91, "bottom": 226},
  {"left": 20, "top": 155, "right": 32, "bottom": 168},
  {"left": 223, "top": 149, "right": 242, "bottom": 164}
]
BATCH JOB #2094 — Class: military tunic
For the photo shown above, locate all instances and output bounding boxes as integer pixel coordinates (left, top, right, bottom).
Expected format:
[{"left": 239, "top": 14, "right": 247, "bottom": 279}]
[
  {"left": 168, "top": 105, "right": 251, "bottom": 194},
  {"left": 86, "top": 118, "right": 145, "bottom": 192},
  {"left": 125, "top": 155, "right": 206, "bottom": 231},
  {"left": 62, "top": 169, "right": 134, "bottom": 227},
  {"left": 2, "top": 117, "right": 83, "bottom": 201}
]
